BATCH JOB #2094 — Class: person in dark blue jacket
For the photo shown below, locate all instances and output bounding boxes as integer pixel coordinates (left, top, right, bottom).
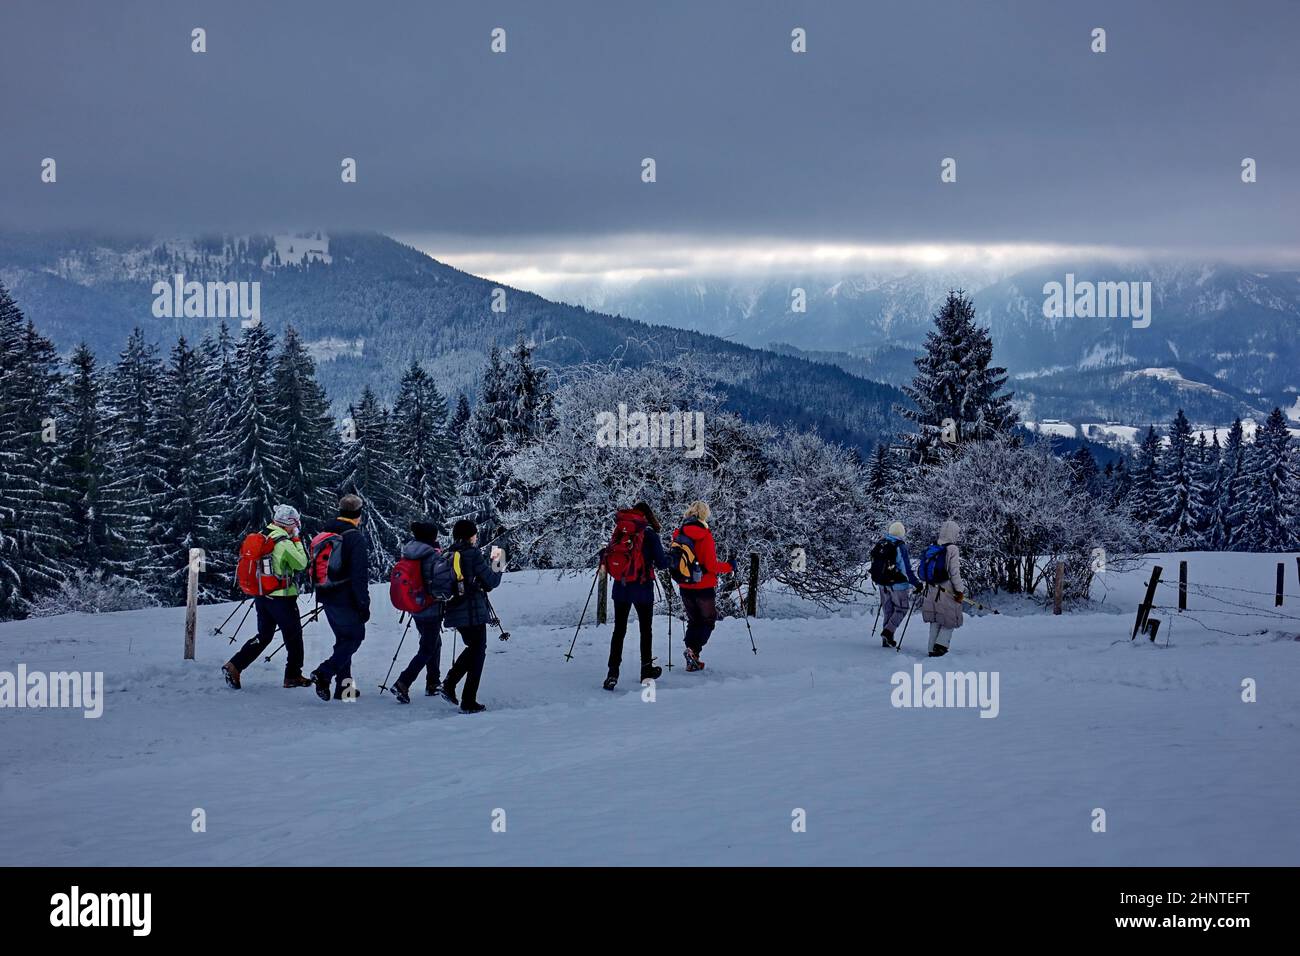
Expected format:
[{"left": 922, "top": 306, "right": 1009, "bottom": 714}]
[
  {"left": 310, "top": 494, "right": 371, "bottom": 701},
  {"left": 438, "top": 519, "right": 503, "bottom": 714},
  {"left": 390, "top": 520, "right": 445, "bottom": 705},
  {"left": 604, "top": 502, "right": 670, "bottom": 690}
]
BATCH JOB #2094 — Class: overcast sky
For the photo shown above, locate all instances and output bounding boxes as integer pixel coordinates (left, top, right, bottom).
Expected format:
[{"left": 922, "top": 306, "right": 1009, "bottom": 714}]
[{"left": 3, "top": 0, "right": 1297, "bottom": 279}]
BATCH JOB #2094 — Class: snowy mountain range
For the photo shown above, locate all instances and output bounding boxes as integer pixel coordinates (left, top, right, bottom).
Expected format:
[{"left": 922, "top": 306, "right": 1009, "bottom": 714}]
[
  {"left": 0, "top": 231, "right": 905, "bottom": 452},
  {"left": 545, "top": 263, "right": 1300, "bottom": 426}
]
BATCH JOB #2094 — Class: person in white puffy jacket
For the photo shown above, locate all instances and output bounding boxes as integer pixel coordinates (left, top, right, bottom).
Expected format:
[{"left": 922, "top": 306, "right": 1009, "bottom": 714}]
[{"left": 920, "top": 519, "right": 966, "bottom": 657}]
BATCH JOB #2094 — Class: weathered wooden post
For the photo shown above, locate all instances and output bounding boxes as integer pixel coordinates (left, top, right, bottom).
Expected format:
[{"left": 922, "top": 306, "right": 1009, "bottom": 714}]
[
  {"left": 596, "top": 565, "right": 608, "bottom": 624},
  {"left": 1052, "top": 561, "right": 1064, "bottom": 615},
  {"left": 184, "top": 548, "right": 202, "bottom": 660},
  {"left": 747, "top": 553, "right": 759, "bottom": 617},
  {"left": 1132, "top": 565, "right": 1163, "bottom": 641},
  {"left": 1276, "top": 562, "right": 1285, "bottom": 608},
  {"left": 1178, "top": 560, "right": 1188, "bottom": 612}
]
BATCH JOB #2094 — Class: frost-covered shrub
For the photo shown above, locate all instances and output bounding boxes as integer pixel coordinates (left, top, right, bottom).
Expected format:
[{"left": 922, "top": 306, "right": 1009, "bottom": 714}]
[
  {"left": 895, "top": 438, "right": 1144, "bottom": 602},
  {"left": 501, "top": 359, "right": 877, "bottom": 608},
  {"left": 24, "top": 571, "right": 160, "bottom": 617}
]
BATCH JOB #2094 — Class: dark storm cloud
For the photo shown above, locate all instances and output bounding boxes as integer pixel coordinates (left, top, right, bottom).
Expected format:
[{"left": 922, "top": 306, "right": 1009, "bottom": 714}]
[{"left": 1, "top": 0, "right": 1296, "bottom": 252}]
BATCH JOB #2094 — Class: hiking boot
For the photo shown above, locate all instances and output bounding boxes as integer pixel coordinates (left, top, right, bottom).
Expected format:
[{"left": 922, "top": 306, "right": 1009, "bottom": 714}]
[
  {"left": 392, "top": 679, "right": 411, "bottom": 704},
  {"left": 425, "top": 677, "right": 441, "bottom": 697},
  {"left": 283, "top": 674, "right": 313, "bottom": 688},
  {"left": 928, "top": 645, "right": 949, "bottom": 658},
  {"left": 222, "top": 662, "right": 241, "bottom": 690},
  {"left": 640, "top": 662, "right": 662, "bottom": 681},
  {"left": 683, "top": 646, "right": 704, "bottom": 672},
  {"left": 603, "top": 668, "right": 619, "bottom": 691},
  {"left": 334, "top": 679, "right": 360, "bottom": 701},
  {"left": 881, "top": 628, "right": 897, "bottom": 648},
  {"left": 311, "top": 670, "right": 332, "bottom": 701},
  {"left": 460, "top": 701, "right": 486, "bottom": 714},
  {"left": 439, "top": 679, "right": 460, "bottom": 706}
]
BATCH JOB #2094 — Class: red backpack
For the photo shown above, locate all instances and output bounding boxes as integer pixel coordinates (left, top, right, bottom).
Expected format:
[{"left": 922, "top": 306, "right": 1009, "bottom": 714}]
[
  {"left": 604, "top": 509, "right": 648, "bottom": 584},
  {"left": 390, "top": 555, "right": 433, "bottom": 613},
  {"left": 309, "top": 531, "right": 350, "bottom": 592},
  {"left": 236, "top": 531, "right": 287, "bottom": 596}
]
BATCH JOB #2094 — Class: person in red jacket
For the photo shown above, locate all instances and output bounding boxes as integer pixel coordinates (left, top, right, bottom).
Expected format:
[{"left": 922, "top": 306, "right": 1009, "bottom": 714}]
[{"left": 674, "top": 500, "right": 732, "bottom": 671}]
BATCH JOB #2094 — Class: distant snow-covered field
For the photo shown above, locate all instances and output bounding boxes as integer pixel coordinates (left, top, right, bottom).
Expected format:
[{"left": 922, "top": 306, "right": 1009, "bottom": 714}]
[{"left": 1, "top": 552, "right": 1297, "bottom": 866}]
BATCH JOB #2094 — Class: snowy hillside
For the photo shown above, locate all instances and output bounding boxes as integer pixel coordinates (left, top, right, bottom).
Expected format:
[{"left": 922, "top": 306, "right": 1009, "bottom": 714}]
[{"left": 3, "top": 554, "right": 1298, "bottom": 866}]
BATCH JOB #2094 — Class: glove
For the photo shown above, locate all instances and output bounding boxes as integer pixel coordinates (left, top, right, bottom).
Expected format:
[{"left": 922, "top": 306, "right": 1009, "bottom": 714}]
[
  {"left": 913, "top": 585, "right": 924, "bottom": 595},
  {"left": 954, "top": 591, "right": 964, "bottom": 604}
]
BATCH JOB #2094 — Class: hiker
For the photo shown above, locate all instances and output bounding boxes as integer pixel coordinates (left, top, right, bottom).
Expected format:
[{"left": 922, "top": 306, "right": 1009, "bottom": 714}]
[
  {"left": 310, "top": 494, "right": 371, "bottom": 701},
  {"left": 670, "top": 501, "right": 732, "bottom": 672},
  {"left": 391, "top": 521, "right": 446, "bottom": 704},
  {"left": 920, "top": 519, "right": 967, "bottom": 657},
  {"left": 223, "top": 505, "right": 312, "bottom": 689},
  {"left": 869, "top": 521, "right": 923, "bottom": 648},
  {"left": 602, "top": 502, "right": 670, "bottom": 690},
  {"left": 438, "top": 519, "right": 504, "bottom": 714}
]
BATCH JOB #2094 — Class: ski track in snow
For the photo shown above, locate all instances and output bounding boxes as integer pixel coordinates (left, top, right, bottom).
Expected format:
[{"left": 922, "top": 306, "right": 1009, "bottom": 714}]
[{"left": 1, "top": 553, "right": 1298, "bottom": 866}]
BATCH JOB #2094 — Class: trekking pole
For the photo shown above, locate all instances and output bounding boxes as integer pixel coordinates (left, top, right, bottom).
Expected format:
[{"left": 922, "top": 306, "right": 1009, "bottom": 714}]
[
  {"left": 226, "top": 600, "right": 255, "bottom": 645},
  {"left": 484, "top": 595, "right": 511, "bottom": 641},
  {"left": 961, "top": 596, "right": 1000, "bottom": 614},
  {"left": 732, "top": 572, "right": 758, "bottom": 655},
  {"left": 211, "top": 598, "right": 248, "bottom": 637},
  {"left": 653, "top": 574, "right": 674, "bottom": 671},
  {"left": 869, "top": 595, "right": 882, "bottom": 637},
  {"left": 895, "top": 593, "right": 919, "bottom": 653},
  {"left": 378, "top": 618, "right": 413, "bottom": 695},
  {"left": 564, "top": 566, "right": 601, "bottom": 661}
]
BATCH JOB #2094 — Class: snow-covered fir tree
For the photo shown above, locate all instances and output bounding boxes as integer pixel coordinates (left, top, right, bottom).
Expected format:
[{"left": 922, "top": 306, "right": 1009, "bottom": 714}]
[
  {"left": 1128, "top": 426, "right": 1162, "bottom": 525},
  {"left": 1236, "top": 408, "right": 1296, "bottom": 551},
  {"left": 1156, "top": 409, "right": 1210, "bottom": 544},
  {"left": 897, "top": 291, "right": 1017, "bottom": 457},
  {"left": 224, "top": 323, "right": 280, "bottom": 538},
  {"left": 866, "top": 441, "right": 899, "bottom": 498},
  {"left": 271, "top": 325, "right": 338, "bottom": 527},
  {"left": 392, "top": 359, "right": 456, "bottom": 526},
  {"left": 1217, "top": 418, "right": 1249, "bottom": 550},
  {"left": 459, "top": 344, "right": 512, "bottom": 524},
  {"left": 335, "top": 387, "right": 413, "bottom": 572}
]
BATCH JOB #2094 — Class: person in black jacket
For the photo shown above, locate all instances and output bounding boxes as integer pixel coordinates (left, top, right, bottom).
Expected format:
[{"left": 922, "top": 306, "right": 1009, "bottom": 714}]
[
  {"left": 438, "top": 519, "right": 503, "bottom": 714},
  {"left": 391, "top": 520, "right": 445, "bottom": 704},
  {"left": 604, "top": 501, "right": 670, "bottom": 690},
  {"left": 310, "top": 494, "right": 371, "bottom": 702}
]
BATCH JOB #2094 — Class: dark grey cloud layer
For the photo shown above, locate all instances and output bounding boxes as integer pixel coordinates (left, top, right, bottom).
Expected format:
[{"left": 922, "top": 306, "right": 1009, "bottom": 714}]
[{"left": 2, "top": 0, "right": 1296, "bottom": 252}]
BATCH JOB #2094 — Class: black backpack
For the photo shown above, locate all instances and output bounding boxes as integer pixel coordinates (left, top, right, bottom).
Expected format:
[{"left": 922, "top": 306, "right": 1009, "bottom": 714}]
[{"left": 869, "top": 538, "right": 905, "bottom": 586}]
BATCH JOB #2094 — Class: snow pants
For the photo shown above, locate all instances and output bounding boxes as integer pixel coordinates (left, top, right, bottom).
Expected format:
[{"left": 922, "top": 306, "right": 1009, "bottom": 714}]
[
  {"left": 397, "top": 616, "right": 443, "bottom": 689},
  {"left": 879, "top": 587, "right": 911, "bottom": 635},
  {"left": 679, "top": 587, "right": 718, "bottom": 653},
  {"left": 928, "top": 622, "right": 953, "bottom": 653},
  {"left": 608, "top": 600, "right": 654, "bottom": 673},
  {"left": 316, "top": 606, "right": 366, "bottom": 689},
  {"left": 445, "top": 624, "right": 487, "bottom": 706},
  {"left": 230, "top": 596, "right": 304, "bottom": 679}
]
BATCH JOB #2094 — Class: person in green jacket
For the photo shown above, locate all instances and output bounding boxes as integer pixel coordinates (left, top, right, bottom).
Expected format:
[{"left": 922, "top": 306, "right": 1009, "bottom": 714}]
[{"left": 223, "top": 505, "right": 312, "bottom": 690}]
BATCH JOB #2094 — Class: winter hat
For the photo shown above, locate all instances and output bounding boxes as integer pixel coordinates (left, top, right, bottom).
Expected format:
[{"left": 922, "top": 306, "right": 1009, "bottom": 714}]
[
  {"left": 452, "top": 518, "right": 478, "bottom": 542},
  {"left": 272, "top": 504, "right": 301, "bottom": 527},
  {"left": 411, "top": 520, "right": 440, "bottom": 545},
  {"left": 338, "top": 494, "right": 364, "bottom": 519},
  {"left": 938, "top": 519, "right": 962, "bottom": 545},
  {"left": 684, "top": 500, "right": 711, "bottom": 522},
  {"left": 633, "top": 501, "right": 661, "bottom": 532},
  {"left": 887, "top": 521, "right": 906, "bottom": 539}
]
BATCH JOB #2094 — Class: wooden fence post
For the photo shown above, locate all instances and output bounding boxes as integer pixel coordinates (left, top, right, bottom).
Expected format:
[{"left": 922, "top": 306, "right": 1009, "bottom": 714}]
[
  {"left": 1052, "top": 561, "right": 1064, "bottom": 615},
  {"left": 1132, "top": 564, "right": 1163, "bottom": 641},
  {"left": 1276, "top": 562, "right": 1284, "bottom": 608},
  {"left": 747, "top": 553, "right": 759, "bottom": 617},
  {"left": 184, "top": 548, "right": 201, "bottom": 661},
  {"left": 1178, "top": 560, "right": 1188, "bottom": 612},
  {"left": 596, "top": 565, "right": 608, "bottom": 624}
]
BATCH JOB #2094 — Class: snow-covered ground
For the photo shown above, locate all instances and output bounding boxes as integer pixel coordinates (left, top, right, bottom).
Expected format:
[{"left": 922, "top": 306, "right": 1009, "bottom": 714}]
[{"left": 2, "top": 552, "right": 1298, "bottom": 866}]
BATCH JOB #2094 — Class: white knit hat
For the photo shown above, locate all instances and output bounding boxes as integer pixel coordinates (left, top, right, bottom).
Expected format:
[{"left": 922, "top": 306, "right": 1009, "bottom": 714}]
[
  {"left": 273, "top": 504, "right": 301, "bottom": 527},
  {"left": 887, "top": 521, "right": 906, "bottom": 539}
]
